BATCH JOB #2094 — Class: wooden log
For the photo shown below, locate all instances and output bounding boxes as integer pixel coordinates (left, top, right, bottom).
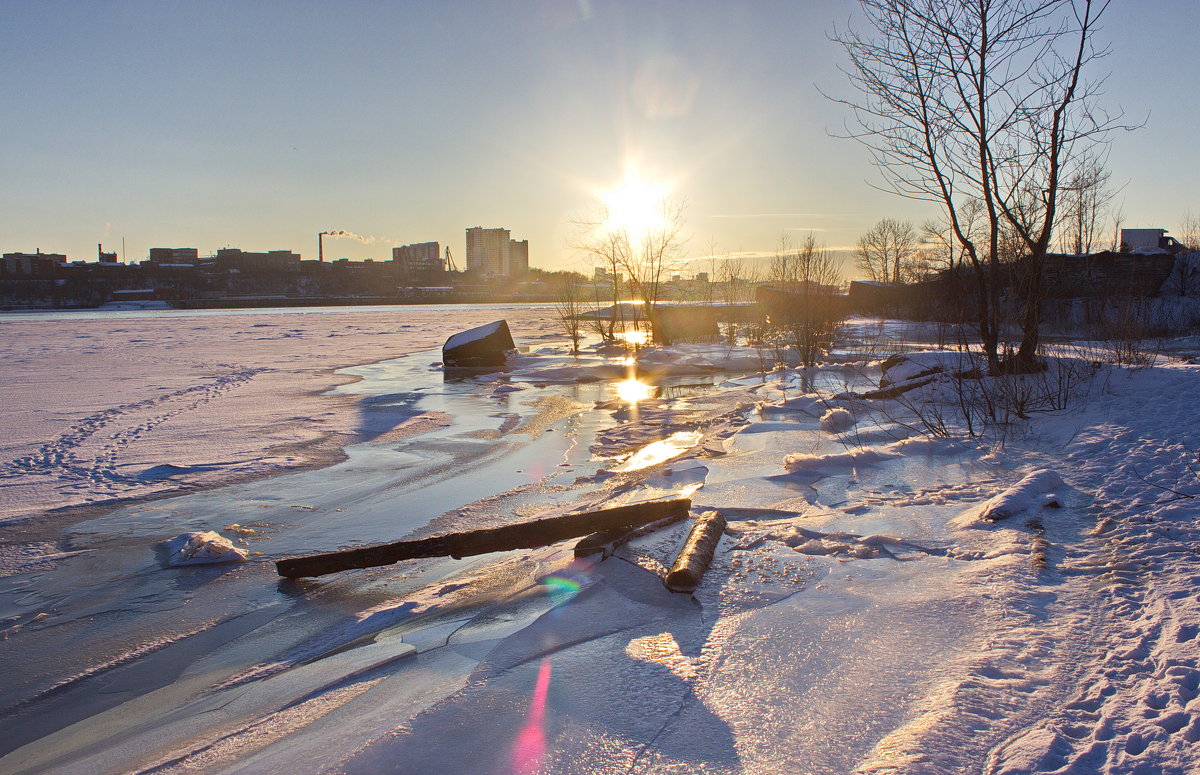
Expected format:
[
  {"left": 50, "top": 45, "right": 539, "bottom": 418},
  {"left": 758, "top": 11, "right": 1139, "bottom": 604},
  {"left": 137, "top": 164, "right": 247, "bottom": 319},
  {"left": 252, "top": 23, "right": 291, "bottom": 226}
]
[
  {"left": 573, "top": 513, "right": 688, "bottom": 560},
  {"left": 663, "top": 510, "right": 727, "bottom": 593},
  {"left": 276, "top": 498, "right": 691, "bottom": 578}
]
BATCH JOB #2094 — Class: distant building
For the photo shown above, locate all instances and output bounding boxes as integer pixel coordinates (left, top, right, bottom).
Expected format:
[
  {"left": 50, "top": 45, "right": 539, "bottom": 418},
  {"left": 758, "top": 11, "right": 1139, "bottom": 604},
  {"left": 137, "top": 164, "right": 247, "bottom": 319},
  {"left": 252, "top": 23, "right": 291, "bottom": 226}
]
[
  {"left": 1120, "top": 229, "right": 1186, "bottom": 254},
  {"left": 98, "top": 244, "right": 118, "bottom": 263},
  {"left": 1, "top": 250, "right": 67, "bottom": 277},
  {"left": 464, "top": 227, "right": 531, "bottom": 277},
  {"left": 466, "top": 227, "right": 510, "bottom": 276},
  {"left": 508, "top": 239, "right": 529, "bottom": 276},
  {"left": 593, "top": 266, "right": 622, "bottom": 284},
  {"left": 149, "top": 247, "right": 199, "bottom": 264},
  {"left": 392, "top": 241, "right": 445, "bottom": 284},
  {"left": 214, "top": 248, "right": 301, "bottom": 272}
]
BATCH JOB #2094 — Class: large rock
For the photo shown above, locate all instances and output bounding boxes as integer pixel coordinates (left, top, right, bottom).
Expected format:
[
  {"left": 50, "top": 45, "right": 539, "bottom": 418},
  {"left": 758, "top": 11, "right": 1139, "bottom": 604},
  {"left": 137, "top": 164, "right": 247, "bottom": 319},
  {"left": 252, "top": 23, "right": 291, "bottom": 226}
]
[{"left": 442, "top": 320, "right": 516, "bottom": 368}]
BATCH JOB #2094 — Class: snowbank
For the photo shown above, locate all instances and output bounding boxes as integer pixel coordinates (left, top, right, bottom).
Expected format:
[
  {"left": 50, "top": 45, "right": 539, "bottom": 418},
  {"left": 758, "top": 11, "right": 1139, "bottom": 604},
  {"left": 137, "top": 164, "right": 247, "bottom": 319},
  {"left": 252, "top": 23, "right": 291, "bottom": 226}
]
[{"left": 979, "top": 469, "right": 1065, "bottom": 522}]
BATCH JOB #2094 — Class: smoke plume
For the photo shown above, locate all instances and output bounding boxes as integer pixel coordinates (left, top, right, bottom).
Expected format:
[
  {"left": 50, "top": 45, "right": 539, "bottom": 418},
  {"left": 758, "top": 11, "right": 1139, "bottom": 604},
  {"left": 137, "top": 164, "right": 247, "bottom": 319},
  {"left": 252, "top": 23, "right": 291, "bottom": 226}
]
[{"left": 320, "top": 230, "right": 375, "bottom": 244}]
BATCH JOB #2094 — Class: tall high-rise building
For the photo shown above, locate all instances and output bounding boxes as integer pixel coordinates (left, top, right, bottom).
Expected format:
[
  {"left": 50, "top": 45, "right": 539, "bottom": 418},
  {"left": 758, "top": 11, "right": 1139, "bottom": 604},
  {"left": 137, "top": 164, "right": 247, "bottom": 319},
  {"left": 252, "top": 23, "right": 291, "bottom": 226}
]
[
  {"left": 508, "top": 239, "right": 529, "bottom": 276},
  {"left": 465, "top": 227, "right": 510, "bottom": 276}
]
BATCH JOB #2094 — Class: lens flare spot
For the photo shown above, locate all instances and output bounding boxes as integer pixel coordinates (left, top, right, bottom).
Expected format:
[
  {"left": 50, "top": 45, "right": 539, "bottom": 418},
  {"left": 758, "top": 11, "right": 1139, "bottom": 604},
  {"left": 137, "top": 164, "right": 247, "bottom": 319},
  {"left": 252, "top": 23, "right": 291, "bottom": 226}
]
[
  {"left": 511, "top": 658, "right": 552, "bottom": 775},
  {"left": 539, "top": 561, "right": 592, "bottom": 608},
  {"left": 542, "top": 575, "right": 582, "bottom": 607}
]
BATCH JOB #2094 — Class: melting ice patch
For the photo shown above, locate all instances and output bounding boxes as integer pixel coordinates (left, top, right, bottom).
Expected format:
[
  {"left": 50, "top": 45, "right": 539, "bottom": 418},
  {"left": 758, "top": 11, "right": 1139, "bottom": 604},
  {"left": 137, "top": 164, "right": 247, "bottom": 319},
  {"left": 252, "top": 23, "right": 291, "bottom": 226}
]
[{"left": 610, "top": 431, "right": 703, "bottom": 472}]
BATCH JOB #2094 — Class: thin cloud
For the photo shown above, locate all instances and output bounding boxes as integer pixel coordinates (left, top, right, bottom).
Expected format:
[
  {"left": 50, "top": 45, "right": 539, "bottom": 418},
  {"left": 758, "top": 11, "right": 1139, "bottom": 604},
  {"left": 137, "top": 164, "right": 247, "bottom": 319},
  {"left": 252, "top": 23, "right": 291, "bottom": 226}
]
[
  {"left": 707, "top": 212, "right": 840, "bottom": 219},
  {"left": 681, "top": 247, "right": 858, "bottom": 264}
]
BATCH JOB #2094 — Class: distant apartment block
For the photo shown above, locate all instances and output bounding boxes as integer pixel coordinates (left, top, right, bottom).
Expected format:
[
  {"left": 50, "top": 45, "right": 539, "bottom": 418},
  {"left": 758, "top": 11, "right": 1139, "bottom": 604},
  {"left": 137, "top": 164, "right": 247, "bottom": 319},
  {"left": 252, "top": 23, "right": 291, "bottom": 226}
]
[
  {"left": 392, "top": 241, "right": 445, "bottom": 284},
  {"left": 214, "top": 248, "right": 301, "bottom": 272},
  {"left": 465, "top": 227, "right": 529, "bottom": 277},
  {"left": 508, "top": 239, "right": 529, "bottom": 276},
  {"left": 149, "top": 247, "right": 200, "bottom": 264},
  {"left": 1, "top": 250, "right": 67, "bottom": 277},
  {"left": 465, "top": 227, "right": 509, "bottom": 276}
]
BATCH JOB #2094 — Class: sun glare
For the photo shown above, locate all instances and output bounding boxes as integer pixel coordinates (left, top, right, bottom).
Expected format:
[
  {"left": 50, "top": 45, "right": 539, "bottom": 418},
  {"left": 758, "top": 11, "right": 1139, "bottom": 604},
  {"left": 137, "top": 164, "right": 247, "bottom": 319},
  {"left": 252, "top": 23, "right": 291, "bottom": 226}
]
[
  {"left": 615, "top": 329, "right": 651, "bottom": 347},
  {"left": 598, "top": 168, "right": 668, "bottom": 244},
  {"left": 615, "top": 378, "right": 655, "bottom": 403}
]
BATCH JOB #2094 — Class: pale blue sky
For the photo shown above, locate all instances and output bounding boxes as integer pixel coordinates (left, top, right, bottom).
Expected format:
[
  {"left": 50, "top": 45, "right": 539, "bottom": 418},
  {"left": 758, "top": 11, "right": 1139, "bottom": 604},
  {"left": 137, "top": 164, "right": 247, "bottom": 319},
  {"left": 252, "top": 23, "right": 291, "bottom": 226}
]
[{"left": 3, "top": 0, "right": 1197, "bottom": 274}]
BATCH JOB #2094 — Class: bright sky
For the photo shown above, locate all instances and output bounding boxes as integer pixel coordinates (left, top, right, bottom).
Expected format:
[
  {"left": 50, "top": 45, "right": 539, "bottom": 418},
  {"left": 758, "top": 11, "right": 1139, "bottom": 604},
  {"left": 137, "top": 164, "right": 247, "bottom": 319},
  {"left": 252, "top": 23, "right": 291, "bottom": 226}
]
[{"left": 4, "top": 0, "right": 1197, "bottom": 276}]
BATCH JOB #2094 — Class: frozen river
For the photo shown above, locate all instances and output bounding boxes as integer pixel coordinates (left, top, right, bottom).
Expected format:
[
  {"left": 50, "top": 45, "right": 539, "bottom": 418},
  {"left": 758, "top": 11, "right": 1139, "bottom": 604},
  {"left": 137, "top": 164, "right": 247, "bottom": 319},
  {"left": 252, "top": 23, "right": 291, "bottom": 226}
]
[{"left": 7, "top": 307, "right": 1185, "bottom": 774}]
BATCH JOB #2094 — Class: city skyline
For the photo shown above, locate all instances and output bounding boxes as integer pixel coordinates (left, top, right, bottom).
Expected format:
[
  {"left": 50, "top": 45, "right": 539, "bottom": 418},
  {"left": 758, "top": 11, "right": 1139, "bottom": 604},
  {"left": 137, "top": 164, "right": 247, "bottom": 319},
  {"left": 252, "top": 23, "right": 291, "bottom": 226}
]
[{"left": 4, "top": 1, "right": 1198, "bottom": 276}]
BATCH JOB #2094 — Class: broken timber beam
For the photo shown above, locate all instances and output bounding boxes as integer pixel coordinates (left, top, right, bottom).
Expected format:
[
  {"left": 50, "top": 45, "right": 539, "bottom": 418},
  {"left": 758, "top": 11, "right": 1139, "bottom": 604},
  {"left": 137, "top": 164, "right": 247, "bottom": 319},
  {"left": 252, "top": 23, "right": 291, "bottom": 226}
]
[
  {"left": 574, "top": 513, "right": 688, "bottom": 560},
  {"left": 276, "top": 498, "right": 692, "bottom": 578},
  {"left": 664, "top": 510, "right": 727, "bottom": 593}
]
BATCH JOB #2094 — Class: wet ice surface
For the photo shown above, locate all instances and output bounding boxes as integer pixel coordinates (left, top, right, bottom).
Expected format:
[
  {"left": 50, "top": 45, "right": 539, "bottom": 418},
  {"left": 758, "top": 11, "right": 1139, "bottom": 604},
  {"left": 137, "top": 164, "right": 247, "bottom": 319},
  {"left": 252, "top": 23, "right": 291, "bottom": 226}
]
[
  {"left": 5, "top": 317, "right": 1199, "bottom": 774},
  {"left": 0, "top": 329, "right": 989, "bottom": 774},
  {"left": 0, "top": 336, "right": 767, "bottom": 771}
]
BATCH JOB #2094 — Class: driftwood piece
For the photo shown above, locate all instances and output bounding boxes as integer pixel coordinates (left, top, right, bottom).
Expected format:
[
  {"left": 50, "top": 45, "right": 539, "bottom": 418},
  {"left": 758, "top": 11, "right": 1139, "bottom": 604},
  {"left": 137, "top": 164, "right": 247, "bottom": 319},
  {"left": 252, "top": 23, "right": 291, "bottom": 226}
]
[
  {"left": 860, "top": 375, "right": 938, "bottom": 400},
  {"left": 664, "top": 510, "right": 728, "bottom": 593},
  {"left": 276, "top": 498, "right": 691, "bottom": 578},
  {"left": 573, "top": 513, "right": 688, "bottom": 560}
]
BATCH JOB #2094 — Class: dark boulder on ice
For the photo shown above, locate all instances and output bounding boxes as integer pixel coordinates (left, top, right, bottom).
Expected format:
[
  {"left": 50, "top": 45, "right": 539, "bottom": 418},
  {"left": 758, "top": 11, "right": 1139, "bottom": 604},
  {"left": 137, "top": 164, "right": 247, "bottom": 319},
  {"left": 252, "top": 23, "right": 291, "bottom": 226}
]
[{"left": 442, "top": 320, "right": 516, "bottom": 368}]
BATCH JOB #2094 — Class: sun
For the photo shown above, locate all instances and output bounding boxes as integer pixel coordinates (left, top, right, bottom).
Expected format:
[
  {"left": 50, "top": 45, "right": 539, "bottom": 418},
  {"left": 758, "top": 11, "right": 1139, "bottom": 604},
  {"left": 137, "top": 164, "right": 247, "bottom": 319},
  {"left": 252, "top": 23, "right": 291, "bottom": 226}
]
[{"left": 598, "top": 167, "right": 669, "bottom": 245}]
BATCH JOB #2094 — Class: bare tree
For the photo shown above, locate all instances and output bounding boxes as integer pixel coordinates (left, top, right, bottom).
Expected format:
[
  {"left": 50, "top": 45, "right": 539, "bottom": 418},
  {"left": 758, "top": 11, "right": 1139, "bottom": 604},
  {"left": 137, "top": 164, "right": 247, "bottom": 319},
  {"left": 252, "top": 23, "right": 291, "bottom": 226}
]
[
  {"left": 1108, "top": 205, "right": 1125, "bottom": 251},
  {"left": 553, "top": 271, "right": 588, "bottom": 353},
  {"left": 832, "top": 0, "right": 1127, "bottom": 373},
  {"left": 856, "top": 217, "right": 919, "bottom": 283},
  {"left": 573, "top": 200, "right": 686, "bottom": 342},
  {"left": 1179, "top": 212, "right": 1200, "bottom": 252},
  {"left": 923, "top": 198, "right": 986, "bottom": 274},
  {"left": 766, "top": 233, "right": 845, "bottom": 366},
  {"left": 1057, "top": 153, "right": 1117, "bottom": 254}
]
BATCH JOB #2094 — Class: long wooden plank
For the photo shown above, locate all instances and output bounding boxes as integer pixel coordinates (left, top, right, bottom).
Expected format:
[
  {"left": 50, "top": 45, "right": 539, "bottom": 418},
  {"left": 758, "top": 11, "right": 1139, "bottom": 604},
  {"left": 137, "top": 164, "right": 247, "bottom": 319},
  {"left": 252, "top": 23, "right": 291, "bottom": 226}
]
[{"left": 276, "top": 498, "right": 691, "bottom": 578}]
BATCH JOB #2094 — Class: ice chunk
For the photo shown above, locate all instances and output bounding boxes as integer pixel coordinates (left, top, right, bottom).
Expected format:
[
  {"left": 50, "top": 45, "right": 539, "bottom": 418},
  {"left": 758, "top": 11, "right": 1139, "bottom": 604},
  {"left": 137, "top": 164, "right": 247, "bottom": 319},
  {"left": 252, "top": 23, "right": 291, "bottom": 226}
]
[
  {"left": 783, "top": 448, "right": 897, "bottom": 475},
  {"left": 157, "top": 531, "right": 250, "bottom": 567}
]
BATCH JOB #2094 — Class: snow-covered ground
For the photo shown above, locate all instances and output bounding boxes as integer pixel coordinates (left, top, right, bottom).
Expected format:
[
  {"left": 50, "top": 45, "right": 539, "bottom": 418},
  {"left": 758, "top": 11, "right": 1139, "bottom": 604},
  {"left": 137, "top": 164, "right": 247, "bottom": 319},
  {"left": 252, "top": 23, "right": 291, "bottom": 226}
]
[
  {"left": 1, "top": 309, "right": 1198, "bottom": 774},
  {"left": 0, "top": 305, "right": 561, "bottom": 525}
]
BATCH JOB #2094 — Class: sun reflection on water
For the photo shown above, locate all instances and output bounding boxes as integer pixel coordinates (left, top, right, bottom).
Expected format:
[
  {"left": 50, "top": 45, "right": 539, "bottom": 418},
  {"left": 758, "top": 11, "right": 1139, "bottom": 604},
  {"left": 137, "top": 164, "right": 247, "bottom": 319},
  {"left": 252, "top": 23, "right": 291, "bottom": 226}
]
[
  {"left": 615, "top": 329, "right": 652, "bottom": 347},
  {"left": 615, "top": 378, "right": 655, "bottom": 403},
  {"left": 610, "top": 430, "right": 702, "bottom": 473}
]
